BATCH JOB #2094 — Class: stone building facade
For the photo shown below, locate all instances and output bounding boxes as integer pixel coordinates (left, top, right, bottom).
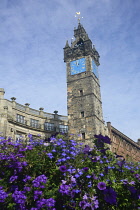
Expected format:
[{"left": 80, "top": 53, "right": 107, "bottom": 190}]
[
  {"left": 0, "top": 23, "right": 139, "bottom": 161},
  {"left": 64, "top": 23, "right": 140, "bottom": 161},
  {"left": 0, "top": 88, "right": 68, "bottom": 140},
  {"left": 107, "top": 122, "right": 140, "bottom": 162},
  {"left": 64, "top": 23, "right": 106, "bottom": 145}
]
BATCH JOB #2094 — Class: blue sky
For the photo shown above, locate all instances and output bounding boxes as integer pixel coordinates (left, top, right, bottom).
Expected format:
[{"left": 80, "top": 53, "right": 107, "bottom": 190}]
[{"left": 0, "top": 0, "right": 140, "bottom": 142}]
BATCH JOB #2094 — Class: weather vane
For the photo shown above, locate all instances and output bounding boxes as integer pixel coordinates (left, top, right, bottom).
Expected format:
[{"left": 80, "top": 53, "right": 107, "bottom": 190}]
[{"left": 75, "top": 12, "right": 83, "bottom": 23}]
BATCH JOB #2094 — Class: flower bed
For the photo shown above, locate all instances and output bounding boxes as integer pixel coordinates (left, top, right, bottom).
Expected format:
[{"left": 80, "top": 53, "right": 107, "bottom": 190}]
[{"left": 0, "top": 134, "right": 139, "bottom": 209}]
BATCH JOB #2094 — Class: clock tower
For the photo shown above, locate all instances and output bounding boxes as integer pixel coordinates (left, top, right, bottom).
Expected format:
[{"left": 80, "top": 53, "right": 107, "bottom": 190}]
[{"left": 64, "top": 23, "right": 105, "bottom": 143}]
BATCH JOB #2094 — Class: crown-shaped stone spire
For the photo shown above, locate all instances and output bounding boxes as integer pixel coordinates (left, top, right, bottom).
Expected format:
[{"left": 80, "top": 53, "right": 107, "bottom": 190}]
[{"left": 74, "top": 23, "right": 89, "bottom": 41}]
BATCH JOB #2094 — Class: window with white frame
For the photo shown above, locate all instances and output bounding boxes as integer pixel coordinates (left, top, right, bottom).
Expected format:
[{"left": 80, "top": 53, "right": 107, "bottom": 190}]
[
  {"left": 16, "top": 114, "right": 25, "bottom": 124},
  {"left": 59, "top": 124, "right": 68, "bottom": 133},
  {"left": 44, "top": 122, "right": 54, "bottom": 131},
  {"left": 30, "top": 119, "right": 39, "bottom": 128}
]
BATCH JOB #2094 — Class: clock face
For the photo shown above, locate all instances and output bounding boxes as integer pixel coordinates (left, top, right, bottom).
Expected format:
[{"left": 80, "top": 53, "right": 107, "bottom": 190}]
[
  {"left": 70, "top": 58, "right": 86, "bottom": 75},
  {"left": 92, "top": 59, "right": 98, "bottom": 78}
]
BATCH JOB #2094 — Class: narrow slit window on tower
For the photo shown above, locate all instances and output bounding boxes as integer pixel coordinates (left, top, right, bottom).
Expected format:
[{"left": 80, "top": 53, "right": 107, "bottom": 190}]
[
  {"left": 79, "top": 89, "right": 83, "bottom": 96},
  {"left": 81, "top": 111, "right": 84, "bottom": 117},
  {"left": 82, "top": 133, "right": 85, "bottom": 139}
]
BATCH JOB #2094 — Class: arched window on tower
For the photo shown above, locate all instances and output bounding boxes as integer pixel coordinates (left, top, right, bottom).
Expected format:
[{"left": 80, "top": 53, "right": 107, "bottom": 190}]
[{"left": 74, "top": 38, "right": 84, "bottom": 48}]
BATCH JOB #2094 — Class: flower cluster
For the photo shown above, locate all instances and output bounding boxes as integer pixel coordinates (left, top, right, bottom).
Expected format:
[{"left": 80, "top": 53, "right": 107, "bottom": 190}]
[
  {"left": 0, "top": 188, "right": 8, "bottom": 202},
  {"left": 32, "top": 174, "right": 47, "bottom": 188},
  {"left": 36, "top": 198, "right": 56, "bottom": 209},
  {"left": 12, "top": 190, "right": 27, "bottom": 205},
  {"left": 0, "top": 133, "right": 139, "bottom": 209}
]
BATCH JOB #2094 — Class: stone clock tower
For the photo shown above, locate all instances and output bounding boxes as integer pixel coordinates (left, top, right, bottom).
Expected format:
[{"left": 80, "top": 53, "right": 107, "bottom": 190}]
[{"left": 64, "top": 23, "right": 105, "bottom": 143}]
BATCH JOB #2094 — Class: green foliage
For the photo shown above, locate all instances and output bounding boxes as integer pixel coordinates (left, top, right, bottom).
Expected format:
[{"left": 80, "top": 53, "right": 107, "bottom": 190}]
[{"left": 0, "top": 134, "right": 139, "bottom": 209}]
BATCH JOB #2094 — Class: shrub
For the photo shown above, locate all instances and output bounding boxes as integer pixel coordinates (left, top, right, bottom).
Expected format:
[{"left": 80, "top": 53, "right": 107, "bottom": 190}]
[{"left": 0, "top": 134, "right": 139, "bottom": 209}]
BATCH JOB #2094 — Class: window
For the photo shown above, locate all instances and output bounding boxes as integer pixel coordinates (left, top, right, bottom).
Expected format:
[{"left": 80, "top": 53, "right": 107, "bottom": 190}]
[
  {"left": 81, "top": 111, "right": 84, "bottom": 117},
  {"left": 30, "top": 119, "right": 39, "bottom": 128},
  {"left": 79, "top": 90, "right": 83, "bottom": 96},
  {"left": 16, "top": 114, "right": 25, "bottom": 124},
  {"left": 82, "top": 133, "right": 85, "bottom": 139},
  {"left": 59, "top": 125, "right": 68, "bottom": 133},
  {"left": 44, "top": 122, "right": 54, "bottom": 131}
]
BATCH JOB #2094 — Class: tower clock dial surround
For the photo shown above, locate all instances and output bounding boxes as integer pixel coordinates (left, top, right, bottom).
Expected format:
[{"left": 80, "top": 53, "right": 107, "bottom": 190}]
[
  {"left": 92, "top": 59, "right": 99, "bottom": 78},
  {"left": 70, "top": 58, "right": 86, "bottom": 75}
]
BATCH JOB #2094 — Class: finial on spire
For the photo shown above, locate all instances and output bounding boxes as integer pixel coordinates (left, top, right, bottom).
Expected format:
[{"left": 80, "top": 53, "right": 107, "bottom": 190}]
[
  {"left": 75, "top": 12, "right": 83, "bottom": 23},
  {"left": 65, "top": 40, "right": 70, "bottom": 48}
]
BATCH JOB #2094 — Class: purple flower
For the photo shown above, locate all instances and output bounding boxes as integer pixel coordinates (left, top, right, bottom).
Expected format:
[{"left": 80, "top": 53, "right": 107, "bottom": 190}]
[
  {"left": 71, "top": 176, "right": 76, "bottom": 183},
  {"left": 92, "top": 173, "right": 98, "bottom": 180},
  {"left": 32, "top": 175, "right": 47, "bottom": 188},
  {"left": 117, "top": 159, "right": 125, "bottom": 168},
  {"left": 59, "top": 184, "right": 70, "bottom": 195},
  {"left": 94, "top": 134, "right": 111, "bottom": 145},
  {"left": 52, "top": 149, "right": 56, "bottom": 152},
  {"left": 9, "top": 176, "right": 18, "bottom": 182},
  {"left": 120, "top": 179, "right": 128, "bottom": 184},
  {"left": 86, "top": 175, "right": 91, "bottom": 178},
  {"left": 26, "top": 145, "right": 33, "bottom": 150},
  {"left": 128, "top": 186, "right": 137, "bottom": 195},
  {"left": 36, "top": 198, "right": 56, "bottom": 209},
  {"left": 97, "top": 182, "right": 106, "bottom": 190},
  {"left": 19, "top": 148, "right": 27, "bottom": 152},
  {"left": 103, "top": 187, "right": 117, "bottom": 204},
  {"left": 23, "top": 186, "right": 31, "bottom": 192},
  {"left": 22, "top": 161, "right": 28, "bottom": 167},
  {"left": 79, "top": 200, "right": 86, "bottom": 208},
  {"left": 0, "top": 189, "right": 8, "bottom": 202},
  {"left": 134, "top": 174, "right": 140, "bottom": 180},
  {"left": 83, "top": 145, "right": 91, "bottom": 154},
  {"left": 88, "top": 181, "right": 92, "bottom": 187},
  {"left": 83, "top": 167, "right": 89, "bottom": 172},
  {"left": 91, "top": 156, "right": 100, "bottom": 162},
  {"left": 28, "top": 134, "right": 32, "bottom": 138},
  {"left": 83, "top": 194, "right": 88, "bottom": 200},
  {"left": 47, "top": 153, "right": 54, "bottom": 159},
  {"left": 129, "top": 181, "right": 135, "bottom": 185},
  {"left": 23, "top": 175, "right": 31, "bottom": 182},
  {"left": 59, "top": 165, "right": 67, "bottom": 172},
  {"left": 34, "top": 190, "right": 42, "bottom": 200},
  {"left": 12, "top": 190, "right": 27, "bottom": 204},
  {"left": 75, "top": 174, "right": 80, "bottom": 178}
]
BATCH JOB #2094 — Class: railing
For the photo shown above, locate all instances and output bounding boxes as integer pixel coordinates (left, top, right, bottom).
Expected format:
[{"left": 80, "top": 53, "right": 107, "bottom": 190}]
[
  {"left": 44, "top": 113, "right": 54, "bottom": 119},
  {"left": 16, "top": 103, "right": 26, "bottom": 111},
  {"left": 15, "top": 103, "right": 68, "bottom": 122},
  {"left": 29, "top": 108, "right": 40, "bottom": 115},
  {"left": 58, "top": 116, "right": 68, "bottom": 121}
]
